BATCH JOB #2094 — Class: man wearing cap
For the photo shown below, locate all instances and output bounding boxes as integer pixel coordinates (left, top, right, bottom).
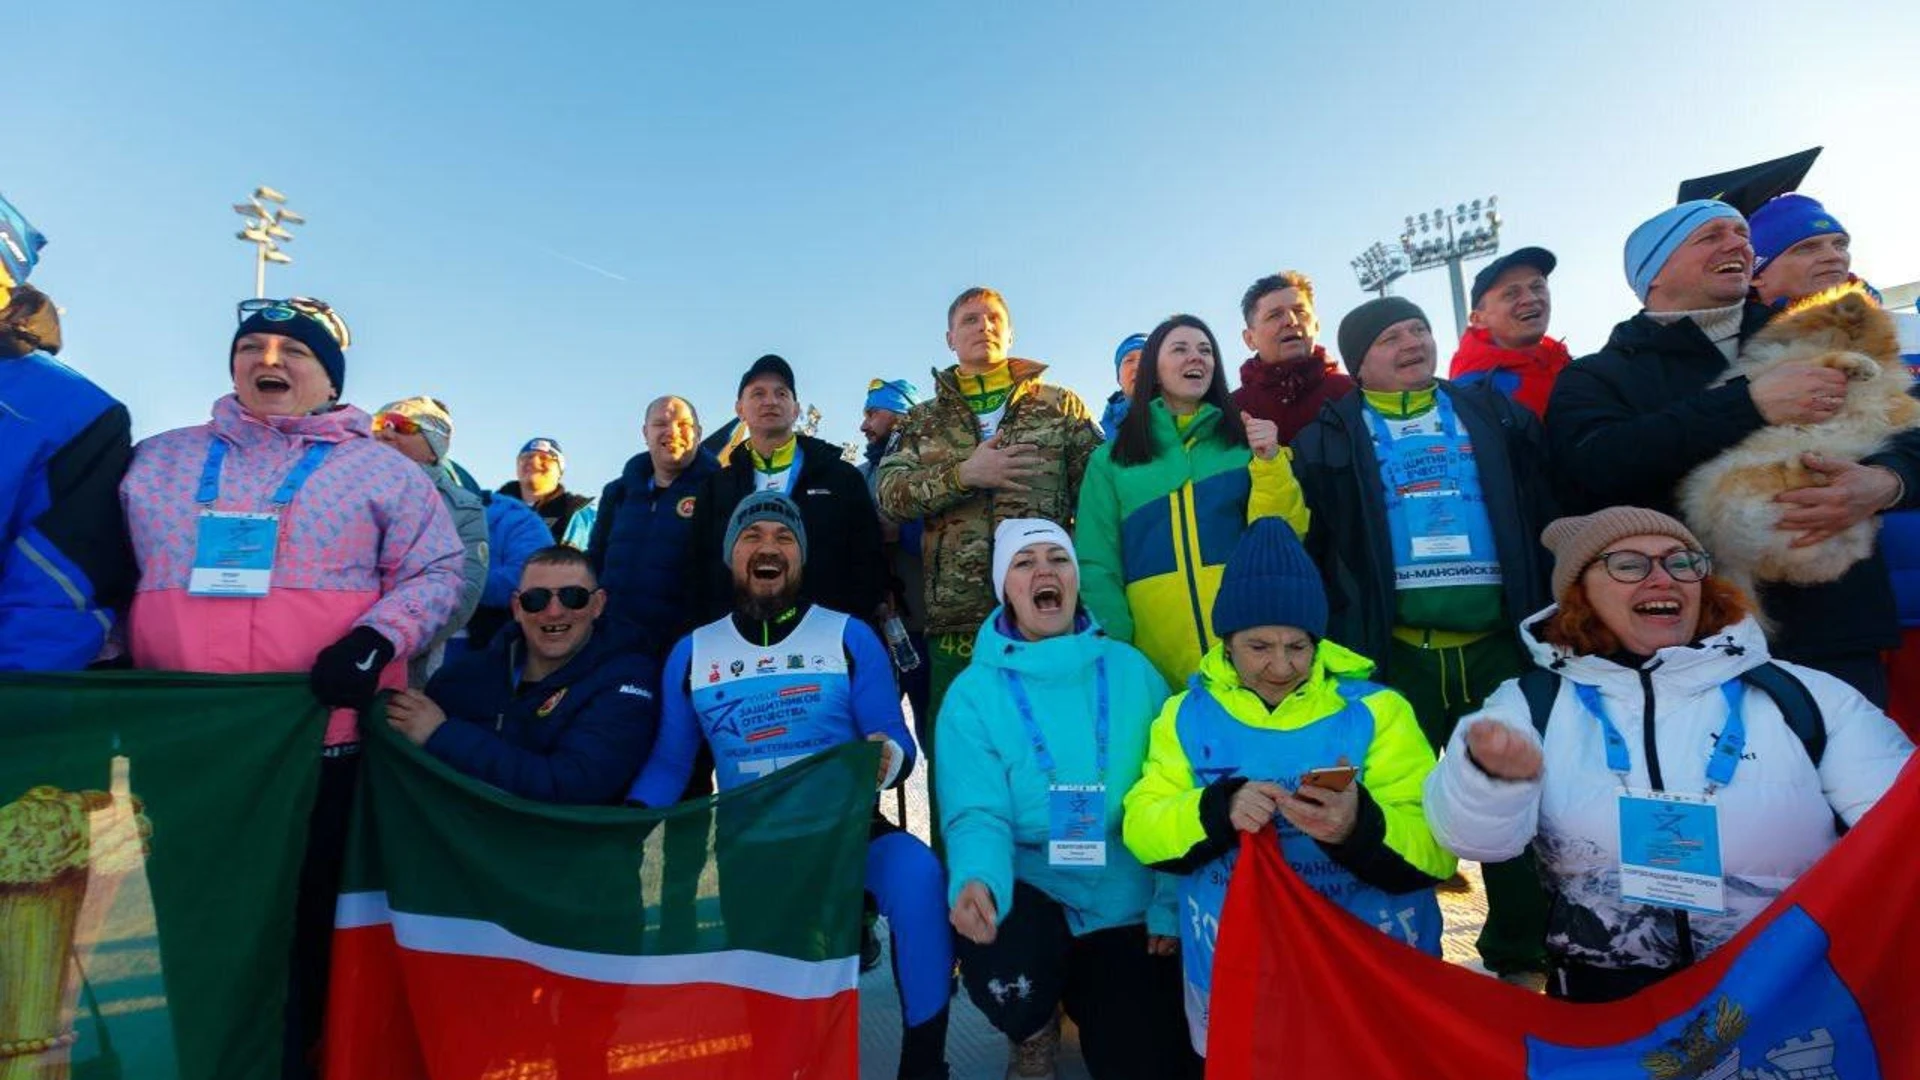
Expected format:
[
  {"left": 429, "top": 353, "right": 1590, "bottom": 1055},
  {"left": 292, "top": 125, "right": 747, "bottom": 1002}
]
[
  {"left": 589, "top": 395, "right": 720, "bottom": 656},
  {"left": 500, "top": 437, "right": 597, "bottom": 549},
  {"left": 0, "top": 190, "right": 136, "bottom": 670},
  {"left": 1231, "top": 270, "right": 1355, "bottom": 445},
  {"left": 689, "top": 354, "right": 886, "bottom": 625},
  {"left": 861, "top": 377, "right": 932, "bottom": 727},
  {"left": 1749, "top": 193, "right": 1857, "bottom": 308},
  {"left": 630, "top": 493, "right": 953, "bottom": 1080},
  {"left": 1547, "top": 200, "right": 1920, "bottom": 703},
  {"left": 877, "top": 287, "right": 1103, "bottom": 756},
  {"left": 1101, "top": 333, "right": 1147, "bottom": 441},
  {"left": 1292, "top": 295, "right": 1556, "bottom": 981},
  {"left": 374, "top": 397, "right": 489, "bottom": 682},
  {"left": 1448, "top": 247, "right": 1570, "bottom": 419}
]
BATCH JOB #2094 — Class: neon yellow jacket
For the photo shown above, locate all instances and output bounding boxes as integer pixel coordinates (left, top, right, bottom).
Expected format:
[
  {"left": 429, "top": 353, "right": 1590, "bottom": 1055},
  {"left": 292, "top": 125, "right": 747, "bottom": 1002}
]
[
  {"left": 1121, "top": 639, "right": 1455, "bottom": 881},
  {"left": 1074, "top": 399, "right": 1309, "bottom": 687}
]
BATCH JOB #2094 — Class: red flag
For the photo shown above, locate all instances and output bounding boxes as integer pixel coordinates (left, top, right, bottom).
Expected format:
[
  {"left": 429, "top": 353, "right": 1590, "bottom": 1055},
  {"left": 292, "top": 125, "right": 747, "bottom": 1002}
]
[{"left": 1206, "top": 764, "right": 1920, "bottom": 1078}]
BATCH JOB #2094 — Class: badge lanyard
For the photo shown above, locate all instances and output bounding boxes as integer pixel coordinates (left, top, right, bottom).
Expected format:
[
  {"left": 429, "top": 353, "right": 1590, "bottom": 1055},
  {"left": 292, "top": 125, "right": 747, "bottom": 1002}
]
[
  {"left": 196, "top": 438, "right": 333, "bottom": 508},
  {"left": 1002, "top": 658, "right": 1110, "bottom": 785},
  {"left": 1573, "top": 680, "right": 1747, "bottom": 794},
  {"left": 756, "top": 443, "right": 806, "bottom": 496},
  {"left": 1363, "top": 390, "right": 1468, "bottom": 497}
]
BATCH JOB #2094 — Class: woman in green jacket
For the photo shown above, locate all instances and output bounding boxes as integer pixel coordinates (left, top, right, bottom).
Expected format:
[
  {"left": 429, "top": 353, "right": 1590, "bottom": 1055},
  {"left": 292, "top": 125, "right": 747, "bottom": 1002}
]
[
  {"left": 1075, "top": 314, "right": 1309, "bottom": 688},
  {"left": 1123, "top": 519, "right": 1453, "bottom": 1056}
]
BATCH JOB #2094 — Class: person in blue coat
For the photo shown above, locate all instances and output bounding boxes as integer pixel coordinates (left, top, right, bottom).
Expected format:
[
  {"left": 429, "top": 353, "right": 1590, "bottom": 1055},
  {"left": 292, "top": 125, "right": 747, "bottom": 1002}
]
[
  {"left": 0, "top": 195, "right": 135, "bottom": 670},
  {"left": 588, "top": 395, "right": 720, "bottom": 656},
  {"left": 446, "top": 462, "right": 555, "bottom": 655},
  {"left": 386, "top": 545, "right": 660, "bottom": 804},
  {"left": 937, "top": 518, "right": 1196, "bottom": 1079}
]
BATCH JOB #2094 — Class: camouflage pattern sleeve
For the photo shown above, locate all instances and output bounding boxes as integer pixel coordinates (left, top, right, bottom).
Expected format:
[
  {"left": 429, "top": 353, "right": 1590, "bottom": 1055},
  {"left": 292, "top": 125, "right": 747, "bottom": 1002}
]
[
  {"left": 876, "top": 406, "right": 974, "bottom": 521},
  {"left": 1057, "top": 389, "right": 1104, "bottom": 526}
]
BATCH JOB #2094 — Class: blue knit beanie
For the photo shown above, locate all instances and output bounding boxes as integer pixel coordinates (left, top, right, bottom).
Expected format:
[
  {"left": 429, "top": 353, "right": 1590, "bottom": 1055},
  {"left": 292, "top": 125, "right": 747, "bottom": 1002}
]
[
  {"left": 863, "top": 378, "right": 920, "bottom": 416},
  {"left": 1211, "top": 518, "right": 1327, "bottom": 639},
  {"left": 1749, "top": 194, "right": 1846, "bottom": 273},
  {"left": 1114, "top": 333, "right": 1148, "bottom": 373},
  {"left": 1623, "top": 200, "right": 1744, "bottom": 304}
]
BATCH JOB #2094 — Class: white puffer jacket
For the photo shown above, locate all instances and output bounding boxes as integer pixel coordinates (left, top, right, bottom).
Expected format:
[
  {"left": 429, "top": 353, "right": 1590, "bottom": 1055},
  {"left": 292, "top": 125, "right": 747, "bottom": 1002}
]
[{"left": 1425, "top": 611, "right": 1912, "bottom": 973}]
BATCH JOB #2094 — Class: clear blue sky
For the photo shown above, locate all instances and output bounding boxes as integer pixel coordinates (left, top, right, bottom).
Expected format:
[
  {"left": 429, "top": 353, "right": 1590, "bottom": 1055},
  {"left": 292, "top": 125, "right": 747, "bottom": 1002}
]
[{"left": 14, "top": 1, "right": 1919, "bottom": 493}]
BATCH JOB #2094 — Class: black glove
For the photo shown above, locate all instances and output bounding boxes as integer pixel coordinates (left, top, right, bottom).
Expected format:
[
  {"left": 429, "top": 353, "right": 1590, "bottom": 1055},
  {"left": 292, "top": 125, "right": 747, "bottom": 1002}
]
[{"left": 310, "top": 626, "right": 396, "bottom": 710}]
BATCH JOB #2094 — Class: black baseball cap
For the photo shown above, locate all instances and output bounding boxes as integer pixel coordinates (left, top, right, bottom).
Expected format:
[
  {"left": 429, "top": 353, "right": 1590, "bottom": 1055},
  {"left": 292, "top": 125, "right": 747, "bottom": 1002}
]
[
  {"left": 737, "top": 353, "right": 796, "bottom": 397},
  {"left": 1471, "top": 246, "right": 1557, "bottom": 308}
]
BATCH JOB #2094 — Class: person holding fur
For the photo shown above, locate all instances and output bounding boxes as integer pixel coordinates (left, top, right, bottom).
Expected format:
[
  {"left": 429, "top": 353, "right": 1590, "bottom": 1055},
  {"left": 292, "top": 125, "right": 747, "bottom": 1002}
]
[
  {"left": 1546, "top": 200, "right": 1920, "bottom": 705},
  {"left": 1424, "top": 507, "right": 1913, "bottom": 1002}
]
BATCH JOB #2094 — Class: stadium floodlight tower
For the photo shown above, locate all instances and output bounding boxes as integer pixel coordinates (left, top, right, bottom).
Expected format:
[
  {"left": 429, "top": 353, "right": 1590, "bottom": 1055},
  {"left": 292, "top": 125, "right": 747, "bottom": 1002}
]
[
  {"left": 1351, "top": 240, "right": 1409, "bottom": 298},
  {"left": 231, "top": 186, "right": 303, "bottom": 298},
  {"left": 1397, "top": 196, "right": 1501, "bottom": 340}
]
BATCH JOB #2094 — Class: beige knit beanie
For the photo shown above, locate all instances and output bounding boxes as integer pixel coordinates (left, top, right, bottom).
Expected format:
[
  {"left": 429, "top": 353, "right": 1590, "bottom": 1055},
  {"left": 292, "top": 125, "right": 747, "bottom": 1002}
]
[{"left": 1540, "top": 507, "right": 1702, "bottom": 600}]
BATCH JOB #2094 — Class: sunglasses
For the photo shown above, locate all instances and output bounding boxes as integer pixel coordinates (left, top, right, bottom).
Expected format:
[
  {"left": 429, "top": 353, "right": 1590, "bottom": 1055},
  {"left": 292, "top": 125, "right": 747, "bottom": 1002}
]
[
  {"left": 1591, "top": 549, "right": 1712, "bottom": 585},
  {"left": 236, "top": 296, "right": 353, "bottom": 349},
  {"left": 372, "top": 412, "right": 421, "bottom": 435},
  {"left": 517, "top": 586, "right": 595, "bottom": 613}
]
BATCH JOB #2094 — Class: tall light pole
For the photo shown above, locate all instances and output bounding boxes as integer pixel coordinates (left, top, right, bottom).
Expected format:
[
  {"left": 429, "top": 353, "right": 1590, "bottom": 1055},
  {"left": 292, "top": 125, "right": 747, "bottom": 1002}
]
[
  {"left": 1397, "top": 197, "right": 1501, "bottom": 340},
  {"left": 1350, "top": 240, "right": 1409, "bottom": 298},
  {"left": 232, "top": 186, "right": 304, "bottom": 298}
]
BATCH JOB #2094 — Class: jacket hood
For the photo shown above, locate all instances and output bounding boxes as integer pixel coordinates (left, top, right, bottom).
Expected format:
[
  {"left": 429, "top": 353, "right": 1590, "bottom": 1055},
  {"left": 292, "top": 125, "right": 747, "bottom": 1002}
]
[
  {"left": 0, "top": 284, "right": 61, "bottom": 358},
  {"left": 968, "top": 604, "right": 1108, "bottom": 678},
  {"left": 1190, "top": 636, "right": 1378, "bottom": 730},
  {"left": 1518, "top": 603, "right": 1771, "bottom": 697},
  {"left": 209, "top": 393, "right": 372, "bottom": 448},
  {"left": 1452, "top": 327, "right": 1571, "bottom": 370}
]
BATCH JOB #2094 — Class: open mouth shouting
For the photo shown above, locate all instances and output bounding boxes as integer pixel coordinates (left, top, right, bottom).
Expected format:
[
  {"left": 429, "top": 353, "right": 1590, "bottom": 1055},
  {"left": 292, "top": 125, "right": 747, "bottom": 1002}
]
[
  {"left": 1631, "top": 597, "right": 1683, "bottom": 621},
  {"left": 1711, "top": 257, "right": 1749, "bottom": 278},
  {"left": 749, "top": 555, "right": 790, "bottom": 586},
  {"left": 1030, "top": 582, "right": 1063, "bottom": 613}
]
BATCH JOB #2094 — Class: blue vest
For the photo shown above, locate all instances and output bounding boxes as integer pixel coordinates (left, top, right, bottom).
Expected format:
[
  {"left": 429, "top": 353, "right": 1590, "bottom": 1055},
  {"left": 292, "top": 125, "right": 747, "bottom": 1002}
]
[
  {"left": 1365, "top": 391, "right": 1502, "bottom": 591},
  {"left": 1173, "top": 677, "right": 1442, "bottom": 1054},
  {"left": 688, "top": 607, "right": 855, "bottom": 790}
]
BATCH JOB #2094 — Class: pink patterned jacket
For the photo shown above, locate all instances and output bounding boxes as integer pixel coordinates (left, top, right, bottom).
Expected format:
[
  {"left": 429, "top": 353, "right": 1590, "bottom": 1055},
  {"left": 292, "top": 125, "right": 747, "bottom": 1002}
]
[{"left": 120, "top": 395, "right": 464, "bottom": 744}]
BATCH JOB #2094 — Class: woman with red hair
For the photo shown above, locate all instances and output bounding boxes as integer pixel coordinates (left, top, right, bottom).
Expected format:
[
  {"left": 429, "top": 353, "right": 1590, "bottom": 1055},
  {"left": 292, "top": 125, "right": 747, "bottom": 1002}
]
[{"left": 1424, "top": 506, "right": 1912, "bottom": 1002}]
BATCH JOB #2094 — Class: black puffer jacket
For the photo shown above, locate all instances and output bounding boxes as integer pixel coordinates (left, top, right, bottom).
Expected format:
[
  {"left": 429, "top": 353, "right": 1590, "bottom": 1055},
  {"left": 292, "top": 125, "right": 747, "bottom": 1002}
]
[{"left": 1545, "top": 304, "right": 1920, "bottom": 660}]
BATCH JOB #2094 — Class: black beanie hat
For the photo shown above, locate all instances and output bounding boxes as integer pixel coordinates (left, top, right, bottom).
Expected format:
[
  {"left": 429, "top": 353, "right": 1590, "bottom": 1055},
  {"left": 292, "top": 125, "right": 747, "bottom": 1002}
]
[
  {"left": 231, "top": 309, "right": 347, "bottom": 398},
  {"left": 738, "top": 354, "right": 796, "bottom": 397},
  {"left": 1335, "top": 296, "right": 1428, "bottom": 377}
]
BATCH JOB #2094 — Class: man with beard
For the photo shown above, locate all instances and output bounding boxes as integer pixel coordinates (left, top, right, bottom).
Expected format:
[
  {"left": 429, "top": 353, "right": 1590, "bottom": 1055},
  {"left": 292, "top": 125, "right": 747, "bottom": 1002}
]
[
  {"left": 860, "top": 377, "right": 930, "bottom": 729},
  {"left": 689, "top": 354, "right": 886, "bottom": 623},
  {"left": 1231, "top": 271, "right": 1354, "bottom": 445},
  {"left": 389, "top": 546, "right": 660, "bottom": 804},
  {"left": 500, "top": 437, "right": 597, "bottom": 548},
  {"left": 590, "top": 395, "right": 720, "bottom": 656},
  {"left": 1449, "top": 247, "right": 1570, "bottom": 419},
  {"left": 629, "top": 493, "right": 953, "bottom": 1080}
]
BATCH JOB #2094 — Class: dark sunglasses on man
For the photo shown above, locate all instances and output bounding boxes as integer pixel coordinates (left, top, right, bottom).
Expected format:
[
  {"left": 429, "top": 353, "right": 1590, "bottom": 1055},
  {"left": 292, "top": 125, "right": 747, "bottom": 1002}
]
[{"left": 516, "top": 586, "right": 597, "bottom": 613}]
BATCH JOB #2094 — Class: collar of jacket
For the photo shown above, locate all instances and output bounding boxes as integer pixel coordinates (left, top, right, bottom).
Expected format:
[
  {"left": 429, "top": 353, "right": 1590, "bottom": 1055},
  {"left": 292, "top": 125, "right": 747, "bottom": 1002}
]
[
  {"left": 1145, "top": 395, "right": 1224, "bottom": 445},
  {"left": 970, "top": 604, "right": 1105, "bottom": 675},
  {"left": 726, "top": 432, "right": 836, "bottom": 477},
  {"left": 1192, "top": 637, "right": 1379, "bottom": 731},
  {"left": 932, "top": 357, "right": 1050, "bottom": 400},
  {"left": 730, "top": 601, "right": 809, "bottom": 647},
  {"left": 210, "top": 392, "right": 369, "bottom": 448},
  {"left": 1360, "top": 385, "right": 1438, "bottom": 420},
  {"left": 1452, "top": 327, "right": 1572, "bottom": 371},
  {"left": 1610, "top": 300, "right": 1773, "bottom": 356},
  {"left": 500, "top": 620, "right": 614, "bottom": 693},
  {"left": 632, "top": 449, "right": 718, "bottom": 492},
  {"left": 1519, "top": 603, "right": 1770, "bottom": 693},
  {"left": 1237, "top": 346, "right": 1333, "bottom": 403}
]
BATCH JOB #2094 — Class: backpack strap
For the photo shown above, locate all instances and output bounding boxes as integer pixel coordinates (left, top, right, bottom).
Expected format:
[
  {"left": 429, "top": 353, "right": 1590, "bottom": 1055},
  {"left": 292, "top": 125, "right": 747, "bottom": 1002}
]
[
  {"left": 1738, "top": 662, "right": 1825, "bottom": 768},
  {"left": 1517, "top": 667, "right": 1563, "bottom": 738}
]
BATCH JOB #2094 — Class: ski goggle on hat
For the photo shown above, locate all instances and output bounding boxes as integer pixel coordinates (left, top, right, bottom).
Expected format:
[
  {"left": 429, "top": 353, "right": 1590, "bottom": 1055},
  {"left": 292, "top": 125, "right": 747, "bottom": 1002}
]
[{"left": 236, "top": 297, "right": 353, "bottom": 349}]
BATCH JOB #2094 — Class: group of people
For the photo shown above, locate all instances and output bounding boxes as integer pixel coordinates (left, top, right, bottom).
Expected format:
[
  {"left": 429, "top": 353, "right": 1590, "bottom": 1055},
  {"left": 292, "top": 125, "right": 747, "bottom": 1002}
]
[{"left": 4, "top": 174, "right": 1918, "bottom": 1080}]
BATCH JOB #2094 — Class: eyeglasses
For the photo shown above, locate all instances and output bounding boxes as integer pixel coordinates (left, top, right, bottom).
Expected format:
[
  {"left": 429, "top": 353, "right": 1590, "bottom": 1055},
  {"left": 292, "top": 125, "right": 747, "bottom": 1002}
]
[
  {"left": 1591, "top": 549, "right": 1712, "bottom": 584},
  {"left": 236, "top": 296, "right": 353, "bottom": 349},
  {"left": 372, "top": 412, "right": 420, "bottom": 435},
  {"left": 516, "top": 586, "right": 595, "bottom": 613}
]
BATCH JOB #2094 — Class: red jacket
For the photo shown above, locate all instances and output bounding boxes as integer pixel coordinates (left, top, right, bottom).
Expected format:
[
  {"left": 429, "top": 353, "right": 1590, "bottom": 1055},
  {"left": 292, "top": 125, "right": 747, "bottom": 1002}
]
[
  {"left": 1447, "top": 328, "right": 1570, "bottom": 419},
  {"left": 1230, "top": 347, "right": 1354, "bottom": 445}
]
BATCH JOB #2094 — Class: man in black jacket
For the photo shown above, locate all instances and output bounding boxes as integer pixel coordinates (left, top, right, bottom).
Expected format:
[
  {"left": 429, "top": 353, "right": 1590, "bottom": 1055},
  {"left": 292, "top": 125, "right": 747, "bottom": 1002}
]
[
  {"left": 1545, "top": 199, "right": 1920, "bottom": 703},
  {"left": 688, "top": 354, "right": 886, "bottom": 625},
  {"left": 1294, "top": 296, "right": 1554, "bottom": 981}
]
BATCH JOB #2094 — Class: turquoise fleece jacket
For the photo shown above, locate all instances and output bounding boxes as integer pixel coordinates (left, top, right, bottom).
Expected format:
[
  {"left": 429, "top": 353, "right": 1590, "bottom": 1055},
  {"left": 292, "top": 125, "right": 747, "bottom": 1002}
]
[{"left": 935, "top": 608, "right": 1177, "bottom": 937}]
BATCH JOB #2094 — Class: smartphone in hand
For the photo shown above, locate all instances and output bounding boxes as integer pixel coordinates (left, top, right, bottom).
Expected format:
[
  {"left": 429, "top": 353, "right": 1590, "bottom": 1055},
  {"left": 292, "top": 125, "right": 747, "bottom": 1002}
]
[{"left": 1298, "top": 764, "right": 1358, "bottom": 792}]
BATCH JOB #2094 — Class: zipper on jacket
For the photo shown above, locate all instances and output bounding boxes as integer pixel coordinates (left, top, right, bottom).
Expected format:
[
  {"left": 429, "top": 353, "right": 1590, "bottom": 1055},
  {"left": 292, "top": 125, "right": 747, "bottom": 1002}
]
[
  {"left": 1173, "top": 485, "right": 1210, "bottom": 658},
  {"left": 1638, "top": 663, "right": 1697, "bottom": 967}
]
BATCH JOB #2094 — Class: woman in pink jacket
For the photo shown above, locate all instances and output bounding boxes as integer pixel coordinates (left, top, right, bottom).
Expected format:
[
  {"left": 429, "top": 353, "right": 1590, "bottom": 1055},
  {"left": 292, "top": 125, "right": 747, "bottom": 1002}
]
[{"left": 119, "top": 297, "right": 463, "bottom": 1076}]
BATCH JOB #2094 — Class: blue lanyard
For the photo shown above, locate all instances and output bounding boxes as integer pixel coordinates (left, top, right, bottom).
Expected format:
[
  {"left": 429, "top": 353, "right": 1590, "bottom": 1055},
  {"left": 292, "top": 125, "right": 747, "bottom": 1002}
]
[
  {"left": 1574, "top": 679, "right": 1747, "bottom": 792},
  {"left": 1002, "top": 657, "right": 1109, "bottom": 786},
  {"left": 196, "top": 439, "right": 333, "bottom": 507},
  {"left": 1363, "top": 391, "right": 1466, "bottom": 494}
]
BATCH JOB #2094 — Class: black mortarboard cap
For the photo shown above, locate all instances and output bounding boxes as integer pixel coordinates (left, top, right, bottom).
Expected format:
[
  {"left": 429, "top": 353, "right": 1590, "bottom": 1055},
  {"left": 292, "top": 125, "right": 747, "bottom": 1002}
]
[{"left": 1676, "top": 147, "right": 1822, "bottom": 217}]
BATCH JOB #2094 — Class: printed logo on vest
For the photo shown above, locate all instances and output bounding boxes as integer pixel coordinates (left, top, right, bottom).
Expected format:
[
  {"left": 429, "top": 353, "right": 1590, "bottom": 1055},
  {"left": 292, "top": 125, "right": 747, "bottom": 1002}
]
[
  {"left": 536, "top": 688, "right": 567, "bottom": 718},
  {"left": 677, "top": 496, "right": 697, "bottom": 519}
]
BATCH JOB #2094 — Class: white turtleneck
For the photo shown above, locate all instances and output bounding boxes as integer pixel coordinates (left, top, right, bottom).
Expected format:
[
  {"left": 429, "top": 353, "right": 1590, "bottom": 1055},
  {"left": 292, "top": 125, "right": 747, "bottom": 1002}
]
[{"left": 1645, "top": 301, "right": 1746, "bottom": 361}]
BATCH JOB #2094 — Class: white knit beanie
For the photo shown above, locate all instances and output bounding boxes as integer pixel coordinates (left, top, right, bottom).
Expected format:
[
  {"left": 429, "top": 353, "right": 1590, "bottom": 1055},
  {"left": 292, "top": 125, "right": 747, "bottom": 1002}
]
[{"left": 992, "top": 519, "right": 1076, "bottom": 603}]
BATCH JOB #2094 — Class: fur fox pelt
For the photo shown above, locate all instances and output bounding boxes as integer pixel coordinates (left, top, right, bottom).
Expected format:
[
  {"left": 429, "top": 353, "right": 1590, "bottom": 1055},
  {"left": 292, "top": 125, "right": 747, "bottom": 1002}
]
[{"left": 1677, "top": 283, "right": 1920, "bottom": 618}]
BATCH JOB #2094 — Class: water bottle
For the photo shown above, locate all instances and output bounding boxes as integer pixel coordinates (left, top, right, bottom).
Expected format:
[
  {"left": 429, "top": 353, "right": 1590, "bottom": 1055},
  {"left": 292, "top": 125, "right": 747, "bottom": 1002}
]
[{"left": 883, "top": 615, "right": 922, "bottom": 672}]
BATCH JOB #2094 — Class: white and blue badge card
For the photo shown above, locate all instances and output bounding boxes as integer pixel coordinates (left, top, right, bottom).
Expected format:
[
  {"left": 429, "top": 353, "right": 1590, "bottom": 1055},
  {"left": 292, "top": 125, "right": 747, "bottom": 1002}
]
[
  {"left": 1617, "top": 789, "right": 1725, "bottom": 915},
  {"left": 1048, "top": 784, "right": 1107, "bottom": 867},
  {"left": 188, "top": 512, "right": 280, "bottom": 597}
]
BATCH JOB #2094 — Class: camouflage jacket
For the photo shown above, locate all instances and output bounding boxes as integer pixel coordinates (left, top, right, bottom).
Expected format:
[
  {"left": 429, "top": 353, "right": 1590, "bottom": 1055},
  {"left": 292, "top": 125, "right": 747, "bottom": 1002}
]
[{"left": 877, "top": 359, "right": 1102, "bottom": 636}]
